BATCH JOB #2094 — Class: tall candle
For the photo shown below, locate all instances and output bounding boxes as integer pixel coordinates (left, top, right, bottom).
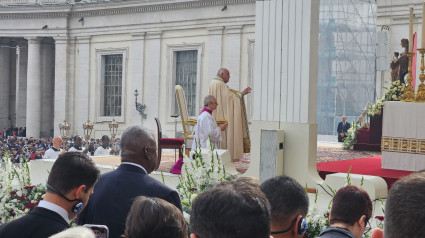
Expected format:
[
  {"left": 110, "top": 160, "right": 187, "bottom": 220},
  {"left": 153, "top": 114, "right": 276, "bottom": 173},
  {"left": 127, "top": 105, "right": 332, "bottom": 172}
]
[
  {"left": 410, "top": 6, "right": 414, "bottom": 52},
  {"left": 422, "top": 2, "right": 425, "bottom": 48}
]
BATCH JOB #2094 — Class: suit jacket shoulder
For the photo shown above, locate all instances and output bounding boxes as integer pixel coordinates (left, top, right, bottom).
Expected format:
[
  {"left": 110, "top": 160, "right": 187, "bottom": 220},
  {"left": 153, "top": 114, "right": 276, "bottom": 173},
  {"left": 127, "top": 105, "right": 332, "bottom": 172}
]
[
  {"left": 78, "top": 163, "right": 182, "bottom": 238},
  {"left": 0, "top": 207, "right": 69, "bottom": 238}
]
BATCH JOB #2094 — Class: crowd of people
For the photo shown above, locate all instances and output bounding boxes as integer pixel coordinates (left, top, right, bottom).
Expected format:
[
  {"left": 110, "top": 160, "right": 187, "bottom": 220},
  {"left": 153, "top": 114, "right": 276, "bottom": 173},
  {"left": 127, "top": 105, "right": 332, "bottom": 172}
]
[
  {"left": 1, "top": 126, "right": 26, "bottom": 138},
  {"left": 0, "top": 134, "right": 120, "bottom": 163},
  {"left": 0, "top": 123, "right": 423, "bottom": 238},
  {"left": 1, "top": 67, "right": 424, "bottom": 238}
]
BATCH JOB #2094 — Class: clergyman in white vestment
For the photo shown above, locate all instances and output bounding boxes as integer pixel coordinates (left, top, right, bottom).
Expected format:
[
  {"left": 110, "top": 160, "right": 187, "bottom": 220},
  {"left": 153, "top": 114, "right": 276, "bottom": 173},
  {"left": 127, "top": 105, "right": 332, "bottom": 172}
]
[
  {"left": 43, "top": 136, "right": 64, "bottom": 159},
  {"left": 192, "top": 95, "right": 227, "bottom": 151}
]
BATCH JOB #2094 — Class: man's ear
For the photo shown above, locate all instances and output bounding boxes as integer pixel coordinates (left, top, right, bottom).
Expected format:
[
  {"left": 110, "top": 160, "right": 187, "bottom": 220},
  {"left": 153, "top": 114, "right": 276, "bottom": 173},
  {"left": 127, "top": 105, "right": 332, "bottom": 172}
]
[
  {"left": 190, "top": 234, "right": 198, "bottom": 238},
  {"left": 357, "top": 215, "right": 367, "bottom": 228},
  {"left": 143, "top": 147, "right": 151, "bottom": 159},
  {"left": 74, "top": 184, "right": 86, "bottom": 199}
]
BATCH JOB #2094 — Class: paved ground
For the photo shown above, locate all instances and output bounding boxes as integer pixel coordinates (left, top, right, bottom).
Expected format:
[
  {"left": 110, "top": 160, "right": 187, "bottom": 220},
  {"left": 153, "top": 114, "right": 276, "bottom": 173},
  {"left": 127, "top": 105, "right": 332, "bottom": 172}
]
[
  {"left": 93, "top": 135, "right": 381, "bottom": 173},
  {"left": 92, "top": 135, "right": 381, "bottom": 174},
  {"left": 157, "top": 135, "right": 381, "bottom": 173}
]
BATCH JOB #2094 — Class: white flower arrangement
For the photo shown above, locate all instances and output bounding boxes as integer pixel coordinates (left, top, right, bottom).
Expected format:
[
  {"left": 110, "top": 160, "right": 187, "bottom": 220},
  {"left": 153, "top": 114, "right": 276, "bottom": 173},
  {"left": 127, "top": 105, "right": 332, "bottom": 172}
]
[
  {"left": 177, "top": 137, "right": 229, "bottom": 213},
  {"left": 0, "top": 152, "right": 46, "bottom": 224},
  {"left": 342, "top": 122, "right": 359, "bottom": 150},
  {"left": 368, "top": 79, "right": 406, "bottom": 118},
  {"left": 306, "top": 206, "right": 330, "bottom": 237}
]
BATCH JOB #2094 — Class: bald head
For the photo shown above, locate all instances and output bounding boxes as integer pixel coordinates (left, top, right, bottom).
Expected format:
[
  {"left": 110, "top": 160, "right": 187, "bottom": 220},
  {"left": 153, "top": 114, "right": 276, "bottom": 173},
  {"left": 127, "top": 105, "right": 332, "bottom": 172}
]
[
  {"left": 52, "top": 136, "right": 62, "bottom": 149},
  {"left": 120, "top": 126, "right": 158, "bottom": 173},
  {"left": 217, "top": 68, "right": 230, "bottom": 83}
]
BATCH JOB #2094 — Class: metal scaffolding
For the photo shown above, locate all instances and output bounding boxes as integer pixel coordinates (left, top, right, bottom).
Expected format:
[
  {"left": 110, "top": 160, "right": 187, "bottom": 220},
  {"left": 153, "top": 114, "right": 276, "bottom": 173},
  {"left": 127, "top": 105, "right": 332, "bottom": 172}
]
[{"left": 317, "top": 0, "right": 377, "bottom": 135}]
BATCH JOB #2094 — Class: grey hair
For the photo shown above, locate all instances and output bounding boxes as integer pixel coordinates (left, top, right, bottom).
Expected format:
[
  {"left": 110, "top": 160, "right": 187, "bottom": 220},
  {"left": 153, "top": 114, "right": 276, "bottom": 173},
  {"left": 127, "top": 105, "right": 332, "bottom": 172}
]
[
  {"left": 217, "top": 68, "right": 227, "bottom": 76},
  {"left": 120, "top": 126, "right": 155, "bottom": 155},
  {"left": 204, "top": 95, "right": 215, "bottom": 106}
]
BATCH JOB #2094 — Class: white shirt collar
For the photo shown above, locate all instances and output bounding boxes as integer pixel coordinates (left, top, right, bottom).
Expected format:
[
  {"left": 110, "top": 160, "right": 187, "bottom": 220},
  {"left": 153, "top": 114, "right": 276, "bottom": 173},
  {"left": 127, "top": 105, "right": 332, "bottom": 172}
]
[
  {"left": 38, "top": 200, "right": 70, "bottom": 224},
  {"left": 121, "top": 162, "right": 148, "bottom": 174}
]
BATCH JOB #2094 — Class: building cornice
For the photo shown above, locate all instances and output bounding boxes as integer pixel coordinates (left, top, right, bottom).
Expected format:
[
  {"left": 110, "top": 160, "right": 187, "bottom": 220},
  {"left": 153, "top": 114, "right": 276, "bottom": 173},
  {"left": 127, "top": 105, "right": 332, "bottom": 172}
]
[{"left": 0, "top": 0, "right": 255, "bottom": 19}]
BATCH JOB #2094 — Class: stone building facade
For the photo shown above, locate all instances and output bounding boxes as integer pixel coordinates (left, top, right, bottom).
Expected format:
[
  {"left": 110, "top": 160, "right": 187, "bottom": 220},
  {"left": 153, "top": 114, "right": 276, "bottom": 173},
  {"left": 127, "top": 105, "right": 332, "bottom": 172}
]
[{"left": 0, "top": 0, "right": 255, "bottom": 138}]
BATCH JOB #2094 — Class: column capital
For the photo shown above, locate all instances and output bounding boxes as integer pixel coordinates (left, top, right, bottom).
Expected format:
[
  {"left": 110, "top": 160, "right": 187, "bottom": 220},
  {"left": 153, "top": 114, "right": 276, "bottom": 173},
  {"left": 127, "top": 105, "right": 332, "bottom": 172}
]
[
  {"left": 131, "top": 32, "right": 146, "bottom": 40},
  {"left": 146, "top": 31, "right": 162, "bottom": 40},
  {"left": 25, "top": 37, "right": 40, "bottom": 44},
  {"left": 207, "top": 26, "right": 224, "bottom": 35},
  {"left": 76, "top": 36, "right": 91, "bottom": 44},
  {"left": 53, "top": 36, "right": 69, "bottom": 45},
  {"left": 226, "top": 25, "right": 243, "bottom": 34}
]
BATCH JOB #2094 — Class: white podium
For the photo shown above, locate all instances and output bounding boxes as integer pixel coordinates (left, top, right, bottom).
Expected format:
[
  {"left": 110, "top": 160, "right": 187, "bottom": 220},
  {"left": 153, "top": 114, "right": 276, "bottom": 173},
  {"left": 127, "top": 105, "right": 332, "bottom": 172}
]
[{"left": 381, "top": 101, "right": 425, "bottom": 171}]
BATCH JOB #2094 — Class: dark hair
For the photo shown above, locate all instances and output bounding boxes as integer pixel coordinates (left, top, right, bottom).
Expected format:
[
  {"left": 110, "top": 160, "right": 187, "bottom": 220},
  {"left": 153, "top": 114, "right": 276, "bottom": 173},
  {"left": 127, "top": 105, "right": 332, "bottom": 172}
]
[
  {"left": 190, "top": 180, "right": 270, "bottom": 238},
  {"left": 259, "top": 175, "right": 309, "bottom": 223},
  {"left": 124, "top": 196, "right": 187, "bottom": 238},
  {"left": 330, "top": 186, "right": 372, "bottom": 226},
  {"left": 394, "top": 52, "right": 399, "bottom": 57},
  {"left": 384, "top": 172, "right": 425, "bottom": 238},
  {"left": 101, "top": 135, "right": 109, "bottom": 142},
  {"left": 401, "top": 38, "right": 409, "bottom": 50},
  {"left": 47, "top": 152, "right": 100, "bottom": 193}
]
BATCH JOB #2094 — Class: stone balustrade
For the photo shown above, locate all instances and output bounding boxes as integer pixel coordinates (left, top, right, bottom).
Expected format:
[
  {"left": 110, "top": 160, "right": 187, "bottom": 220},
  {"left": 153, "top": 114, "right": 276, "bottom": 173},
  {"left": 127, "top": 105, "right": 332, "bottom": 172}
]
[{"left": 0, "top": 0, "right": 111, "bottom": 6}]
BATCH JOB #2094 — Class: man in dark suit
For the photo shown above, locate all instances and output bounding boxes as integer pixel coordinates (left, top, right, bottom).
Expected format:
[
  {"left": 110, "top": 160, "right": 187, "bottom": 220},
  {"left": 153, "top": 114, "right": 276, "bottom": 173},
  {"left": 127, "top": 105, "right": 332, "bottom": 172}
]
[
  {"left": 0, "top": 152, "right": 100, "bottom": 238},
  {"left": 78, "top": 126, "right": 182, "bottom": 238},
  {"left": 337, "top": 115, "right": 351, "bottom": 142}
]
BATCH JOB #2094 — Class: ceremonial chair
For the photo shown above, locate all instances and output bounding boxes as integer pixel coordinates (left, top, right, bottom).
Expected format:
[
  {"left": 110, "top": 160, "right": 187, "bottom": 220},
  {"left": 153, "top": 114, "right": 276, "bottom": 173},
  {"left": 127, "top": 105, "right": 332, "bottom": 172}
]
[
  {"left": 175, "top": 85, "right": 197, "bottom": 155},
  {"left": 155, "top": 117, "right": 184, "bottom": 162}
]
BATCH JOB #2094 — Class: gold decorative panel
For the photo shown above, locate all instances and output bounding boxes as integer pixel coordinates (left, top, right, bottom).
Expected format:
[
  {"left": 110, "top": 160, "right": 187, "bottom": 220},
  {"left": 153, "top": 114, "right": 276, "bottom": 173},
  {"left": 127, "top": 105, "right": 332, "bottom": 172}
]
[{"left": 381, "top": 136, "right": 425, "bottom": 155}]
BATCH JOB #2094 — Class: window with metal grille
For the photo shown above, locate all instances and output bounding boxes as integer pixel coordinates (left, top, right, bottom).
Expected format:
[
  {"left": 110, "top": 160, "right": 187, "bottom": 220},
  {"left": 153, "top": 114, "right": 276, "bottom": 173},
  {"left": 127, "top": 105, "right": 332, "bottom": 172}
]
[
  {"left": 174, "top": 50, "right": 198, "bottom": 116},
  {"left": 103, "top": 54, "right": 122, "bottom": 117}
]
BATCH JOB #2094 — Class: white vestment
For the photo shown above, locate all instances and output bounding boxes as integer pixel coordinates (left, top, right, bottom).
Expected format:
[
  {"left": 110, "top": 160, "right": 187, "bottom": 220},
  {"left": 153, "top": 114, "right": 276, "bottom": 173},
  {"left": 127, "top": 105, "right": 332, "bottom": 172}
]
[
  {"left": 191, "top": 111, "right": 222, "bottom": 151},
  {"left": 208, "top": 76, "right": 250, "bottom": 161},
  {"left": 68, "top": 146, "right": 85, "bottom": 152},
  {"left": 43, "top": 148, "right": 62, "bottom": 159},
  {"left": 94, "top": 146, "right": 111, "bottom": 156}
]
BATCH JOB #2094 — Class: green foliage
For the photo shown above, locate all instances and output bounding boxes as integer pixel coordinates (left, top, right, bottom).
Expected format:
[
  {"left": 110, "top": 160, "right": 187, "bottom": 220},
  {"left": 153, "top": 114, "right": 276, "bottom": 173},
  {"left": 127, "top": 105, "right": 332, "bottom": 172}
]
[
  {"left": 176, "top": 136, "right": 229, "bottom": 213},
  {"left": 346, "top": 166, "right": 352, "bottom": 185}
]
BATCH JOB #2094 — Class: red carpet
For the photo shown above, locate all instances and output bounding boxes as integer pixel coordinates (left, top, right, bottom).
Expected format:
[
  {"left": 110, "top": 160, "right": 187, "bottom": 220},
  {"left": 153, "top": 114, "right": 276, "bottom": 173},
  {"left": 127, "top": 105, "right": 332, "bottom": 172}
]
[{"left": 317, "top": 156, "right": 413, "bottom": 188}]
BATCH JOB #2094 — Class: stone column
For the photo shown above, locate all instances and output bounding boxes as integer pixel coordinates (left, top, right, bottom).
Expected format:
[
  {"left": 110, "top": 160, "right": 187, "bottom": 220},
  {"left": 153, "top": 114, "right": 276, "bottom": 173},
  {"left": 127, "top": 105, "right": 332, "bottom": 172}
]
[
  {"left": 17, "top": 43, "right": 28, "bottom": 128},
  {"left": 246, "top": 0, "right": 322, "bottom": 188},
  {"left": 144, "top": 31, "right": 161, "bottom": 129},
  {"left": 0, "top": 39, "right": 10, "bottom": 130},
  {"left": 130, "top": 33, "right": 146, "bottom": 127},
  {"left": 15, "top": 45, "right": 21, "bottom": 127},
  {"left": 76, "top": 36, "right": 90, "bottom": 136},
  {"left": 207, "top": 27, "right": 223, "bottom": 80},
  {"left": 54, "top": 37, "right": 68, "bottom": 136},
  {"left": 40, "top": 38, "right": 55, "bottom": 138},
  {"left": 225, "top": 26, "right": 243, "bottom": 90},
  {"left": 26, "top": 37, "right": 41, "bottom": 138}
]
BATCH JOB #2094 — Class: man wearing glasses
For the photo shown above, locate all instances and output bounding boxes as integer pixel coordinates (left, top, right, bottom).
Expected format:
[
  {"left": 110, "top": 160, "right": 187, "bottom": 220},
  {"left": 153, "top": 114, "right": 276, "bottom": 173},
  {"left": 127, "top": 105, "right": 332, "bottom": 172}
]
[
  {"left": 192, "top": 95, "right": 227, "bottom": 151},
  {"left": 260, "top": 175, "right": 309, "bottom": 238},
  {"left": 319, "top": 186, "right": 372, "bottom": 238}
]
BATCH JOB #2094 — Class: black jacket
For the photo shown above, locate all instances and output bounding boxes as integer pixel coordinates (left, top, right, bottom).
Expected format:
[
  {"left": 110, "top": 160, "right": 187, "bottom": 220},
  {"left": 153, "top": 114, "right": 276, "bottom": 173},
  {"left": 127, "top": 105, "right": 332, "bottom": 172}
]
[
  {"left": 0, "top": 207, "right": 69, "bottom": 238},
  {"left": 319, "top": 227, "right": 356, "bottom": 238},
  {"left": 78, "top": 163, "right": 182, "bottom": 238}
]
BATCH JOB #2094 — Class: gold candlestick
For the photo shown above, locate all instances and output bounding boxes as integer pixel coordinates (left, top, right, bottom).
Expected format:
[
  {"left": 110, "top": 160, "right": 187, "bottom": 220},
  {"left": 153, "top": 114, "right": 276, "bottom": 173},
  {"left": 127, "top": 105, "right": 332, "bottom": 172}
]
[
  {"left": 401, "top": 52, "right": 416, "bottom": 102},
  {"left": 415, "top": 49, "right": 425, "bottom": 102}
]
